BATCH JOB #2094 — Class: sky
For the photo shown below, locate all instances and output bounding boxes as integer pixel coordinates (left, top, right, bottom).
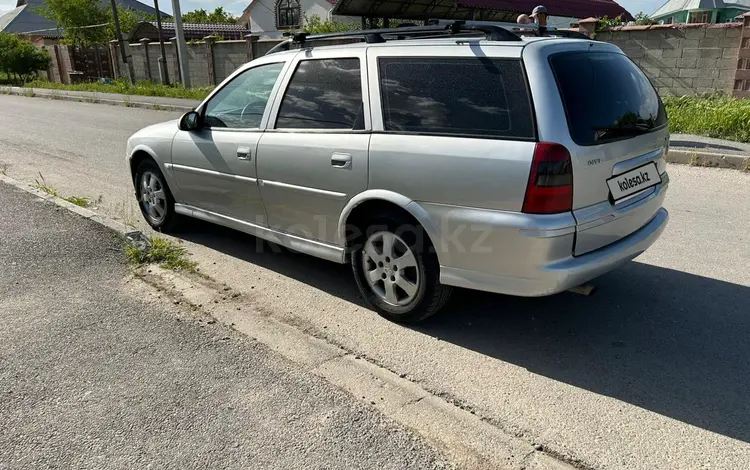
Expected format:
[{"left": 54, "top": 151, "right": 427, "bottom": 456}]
[{"left": 0, "top": 0, "right": 669, "bottom": 24}]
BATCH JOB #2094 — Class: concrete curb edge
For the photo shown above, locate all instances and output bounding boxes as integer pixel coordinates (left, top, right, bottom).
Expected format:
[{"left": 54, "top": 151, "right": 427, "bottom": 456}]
[
  {"left": 0, "top": 173, "right": 577, "bottom": 470},
  {"left": 0, "top": 174, "right": 136, "bottom": 235},
  {"left": 0, "top": 86, "right": 195, "bottom": 113},
  {"left": 666, "top": 149, "right": 750, "bottom": 171}
]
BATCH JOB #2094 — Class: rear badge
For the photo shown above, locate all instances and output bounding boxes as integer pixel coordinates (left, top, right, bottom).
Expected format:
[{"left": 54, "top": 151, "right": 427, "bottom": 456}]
[{"left": 587, "top": 158, "right": 601, "bottom": 166}]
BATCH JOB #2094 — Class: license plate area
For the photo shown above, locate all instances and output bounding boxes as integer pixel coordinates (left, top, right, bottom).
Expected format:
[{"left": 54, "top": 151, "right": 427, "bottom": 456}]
[{"left": 607, "top": 162, "right": 661, "bottom": 202}]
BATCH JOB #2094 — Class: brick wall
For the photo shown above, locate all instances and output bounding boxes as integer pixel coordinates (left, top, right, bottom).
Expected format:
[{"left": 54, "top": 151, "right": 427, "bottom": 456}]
[{"left": 594, "top": 23, "right": 743, "bottom": 97}]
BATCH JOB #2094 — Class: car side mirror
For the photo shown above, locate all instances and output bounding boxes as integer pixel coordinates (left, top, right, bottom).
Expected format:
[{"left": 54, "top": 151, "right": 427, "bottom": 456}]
[{"left": 179, "top": 111, "right": 201, "bottom": 131}]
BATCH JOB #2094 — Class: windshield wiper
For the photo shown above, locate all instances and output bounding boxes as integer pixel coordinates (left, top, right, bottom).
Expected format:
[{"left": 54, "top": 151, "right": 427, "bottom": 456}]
[{"left": 593, "top": 122, "right": 653, "bottom": 140}]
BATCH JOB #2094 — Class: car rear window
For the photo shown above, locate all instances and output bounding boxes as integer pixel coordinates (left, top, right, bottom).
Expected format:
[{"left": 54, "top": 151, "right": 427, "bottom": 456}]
[
  {"left": 549, "top": 51, "right": 667, "bottom": 146},
  {"left": 378, "top": 57, "right": 535, "bottom": 139}
]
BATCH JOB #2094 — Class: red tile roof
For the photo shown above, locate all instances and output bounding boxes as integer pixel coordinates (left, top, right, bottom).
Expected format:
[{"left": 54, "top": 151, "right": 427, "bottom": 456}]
[{"left": 458, "top": 0, "right": 632, "bottom": 21}]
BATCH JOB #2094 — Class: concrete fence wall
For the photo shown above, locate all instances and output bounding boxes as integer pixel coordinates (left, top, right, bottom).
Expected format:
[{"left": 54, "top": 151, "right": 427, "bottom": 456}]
[
  {"left": 593, "top": 23, "right": 742, "bottom": 97},
  {"left": 579, "top": 13, "right": 750, "bottom": 99},
  {"left": 42, "top": 45, "right": 75, "bottom": 85},
  {"left": 736, "top": 13, "right": 750, "bottom": 98},
  {"left": 110, "top": 36, "right": 285, "bottom": 87}
]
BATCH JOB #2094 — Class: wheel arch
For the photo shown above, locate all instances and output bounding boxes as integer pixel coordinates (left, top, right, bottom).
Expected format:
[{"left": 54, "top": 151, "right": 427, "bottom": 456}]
[
  {"left": 128, "top": 145, "right": 179, "bottom": 197},
  {"left": 339, "top": 190, "right": 443, "bottom": 261}
]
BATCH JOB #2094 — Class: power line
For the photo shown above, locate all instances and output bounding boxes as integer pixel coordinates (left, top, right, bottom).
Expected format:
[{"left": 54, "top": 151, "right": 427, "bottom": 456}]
[{"left": 17, "top": 22, "right": 110, "bottom": 35}]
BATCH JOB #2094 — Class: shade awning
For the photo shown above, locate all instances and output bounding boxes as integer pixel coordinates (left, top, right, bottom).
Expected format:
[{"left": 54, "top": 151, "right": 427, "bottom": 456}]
[{"left": 332, "top": 0, "right": 633, "bottom": 22}]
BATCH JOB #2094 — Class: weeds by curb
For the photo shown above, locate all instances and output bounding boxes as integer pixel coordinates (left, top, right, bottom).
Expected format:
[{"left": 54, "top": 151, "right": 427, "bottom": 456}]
[
  {"left": 34, "top": 173, "right": 57, "bottom": 197},
  {"left": 125, "top": 234, "right": 198, "bottom": 273},
  {"left": 64, "top": 196, "right": 91, "bottom": 207}
]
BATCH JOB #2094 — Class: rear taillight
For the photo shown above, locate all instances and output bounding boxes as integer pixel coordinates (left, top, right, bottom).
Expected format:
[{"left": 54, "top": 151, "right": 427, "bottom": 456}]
[{"left": 522, "top": 142, "right": 573, "bottom": 214}]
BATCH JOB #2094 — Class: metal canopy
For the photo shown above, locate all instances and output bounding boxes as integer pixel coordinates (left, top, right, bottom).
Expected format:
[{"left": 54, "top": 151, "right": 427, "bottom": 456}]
[
  {"left": 333, "top": 0, "right": 511, "bottom": 21},
  {"left": 332, "top": 0, "right": 634, "bottom": 22}
]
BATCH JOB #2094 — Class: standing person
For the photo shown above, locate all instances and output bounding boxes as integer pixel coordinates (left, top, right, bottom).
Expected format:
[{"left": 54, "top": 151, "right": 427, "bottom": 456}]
[
  {"left": 531, "top": 5, "right": 548, "bottom": 35},
  {"left": 517, "top": 14, "right": 532, "bottom": 24}
]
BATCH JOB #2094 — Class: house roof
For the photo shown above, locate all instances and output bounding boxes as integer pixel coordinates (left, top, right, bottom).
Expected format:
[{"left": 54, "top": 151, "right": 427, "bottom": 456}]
[
  {"left": 0, "top": 5, "right": 27, "bottom": 32},
  {"left": 652, "top": 0, "right": 750, "bottom": 18},
  {"left": 0, "top": 0, "right": 170, "bottom": 38},
  {"left": 0, "top": 3, "right": 61, "bottom": 37},
  {"left": 332, "top": 0, "right": 633, "bottom": 22}
]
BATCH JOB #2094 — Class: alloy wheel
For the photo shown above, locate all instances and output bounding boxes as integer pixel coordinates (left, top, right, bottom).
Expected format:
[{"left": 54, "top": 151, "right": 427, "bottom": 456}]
[
  {"left": 140, "top": 170, "right": 167, "bottom": 225},
  {"left": 361, "top": 231, "right": 420, "bottom": 306}
]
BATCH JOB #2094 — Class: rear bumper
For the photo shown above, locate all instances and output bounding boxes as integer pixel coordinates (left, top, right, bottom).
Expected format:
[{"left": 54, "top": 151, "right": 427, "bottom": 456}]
[
  {"left": 536, "top": 207, "right": 668, "bottom": 295},
  {"left": 431, "top": 205, "right": 669, "bottom": 297}
]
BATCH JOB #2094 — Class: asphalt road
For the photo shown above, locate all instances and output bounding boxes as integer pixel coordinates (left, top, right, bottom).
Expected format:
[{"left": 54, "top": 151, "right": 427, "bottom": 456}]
[
  {"left": 0, "top": 182, "right": 450, "bottom": 469},
  {"left": 2, "top": 95, "right": 750, "bottom": 469}
]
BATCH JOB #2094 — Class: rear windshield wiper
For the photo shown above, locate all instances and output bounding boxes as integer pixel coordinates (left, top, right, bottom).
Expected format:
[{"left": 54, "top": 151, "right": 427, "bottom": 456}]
[{"left": 593, "top": 122, "right": 653, "bottom": 140}]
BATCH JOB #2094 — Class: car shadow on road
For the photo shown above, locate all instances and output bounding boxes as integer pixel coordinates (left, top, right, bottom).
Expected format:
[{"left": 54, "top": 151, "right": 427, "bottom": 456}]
[{"left": 179, "top": 221, "right": 750, "bottom": 445}]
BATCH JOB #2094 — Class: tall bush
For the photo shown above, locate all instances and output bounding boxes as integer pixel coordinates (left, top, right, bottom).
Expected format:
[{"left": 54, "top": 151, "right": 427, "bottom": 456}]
[{"left": 0, "top": 33, "right": 52, "bottom": 83}]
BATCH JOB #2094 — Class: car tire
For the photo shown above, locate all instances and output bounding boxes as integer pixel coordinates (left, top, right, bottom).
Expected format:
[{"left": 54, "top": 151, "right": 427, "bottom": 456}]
[
  {"left": 134, "top": 159, "right": 181, "bottom": 232},
  {"left": 351, "top": 214, "right": 452, "bottom": 323}
]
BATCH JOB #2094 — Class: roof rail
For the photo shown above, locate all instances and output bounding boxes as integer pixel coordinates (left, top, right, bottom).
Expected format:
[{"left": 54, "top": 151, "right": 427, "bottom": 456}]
[
  {"left": 428, "top": 19, "right": 592, "bottom": 40},
  {"left": 264, "top": 21, "right": 523, "bottom": 56}
]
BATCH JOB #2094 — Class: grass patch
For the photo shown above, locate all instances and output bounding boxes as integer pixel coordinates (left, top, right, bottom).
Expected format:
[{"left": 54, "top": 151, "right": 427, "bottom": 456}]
[
  {"left": 664, "top": 95, "right": 750, "bottom": 143},
  {"left": 23, "top": 78, "right": 212, "bottom": 101},
  {"left": 0, "top": 163, "right": 8, "bottom": 176},
  {"left": 64, "top": 196, "right": 91, "bottom": 207},
  {"left": 34, "top": 173, "right": 57, "bottom": 197},
  {"left": 125, "top": 235, "right": 197, "bottom": 273}
]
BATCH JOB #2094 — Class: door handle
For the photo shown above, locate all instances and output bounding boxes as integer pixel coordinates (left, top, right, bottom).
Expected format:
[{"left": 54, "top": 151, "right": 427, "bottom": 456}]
[
  {"left": 331, "top": 153, "right": 352, "bottom": 169},
  {"left": 237, "top": 146, "right": 252, "bottom": 161}
]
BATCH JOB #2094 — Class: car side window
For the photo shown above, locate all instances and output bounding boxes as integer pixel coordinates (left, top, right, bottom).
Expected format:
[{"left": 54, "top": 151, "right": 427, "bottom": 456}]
[
  {"left": 275, "top": 58, "right": 364, "bottom": 130},
  {"left": 378, "top": 57, "right": 535, "bottom": 139},
  {"left": 203, "top": 62, "right": 285, "bottom": 129}
]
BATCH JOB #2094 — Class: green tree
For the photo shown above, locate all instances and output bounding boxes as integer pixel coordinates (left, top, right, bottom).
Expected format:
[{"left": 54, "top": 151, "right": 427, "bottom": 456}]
[
  {"left": 0, "top": 33, "right": 16, "bottom": 73},
  {"left": 302, "top": 14, "right": 358, "bottom": 33},
  {"left": 598, "top": 15, "right": 625, "bottom": 29},
  {"left": 108, "top": 5, "right": 141, "bottom": 41},
  {"left": 182, "top": 7, "right": 236, "bottom": 24},
  {"left": 0, "top": 33, "right": 52, "bottom": 83},
  {"left": 633, "top": 12, "right": 657, "bottom": 26},
  {"left": 39, "top": 0, "right": 110, "bottom": 46},
  {"left": 40, "top": 0, "right": 157, "bottom": 46}
]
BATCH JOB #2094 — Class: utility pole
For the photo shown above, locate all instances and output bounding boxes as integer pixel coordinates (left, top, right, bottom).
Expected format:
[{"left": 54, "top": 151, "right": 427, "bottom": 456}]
[
  {"left": 153, "top": 0, "right": 169, "bottom": 85},
  {"left": 170, "top": 0, "right": 191, "bottom": 87},
  {"left": 110, "top": 0, "right": 136, "bottom": 84}
]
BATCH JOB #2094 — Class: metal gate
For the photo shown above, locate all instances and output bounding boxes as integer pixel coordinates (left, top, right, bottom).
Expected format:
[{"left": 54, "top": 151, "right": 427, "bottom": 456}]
[{"left": 69, "top": 45, "right": 113, "bottom": 81}]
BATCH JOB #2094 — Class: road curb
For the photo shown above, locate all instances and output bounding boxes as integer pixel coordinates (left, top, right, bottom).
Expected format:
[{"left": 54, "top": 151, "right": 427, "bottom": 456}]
[
  {"left": 0, "top": 173, "right": 577, "bottom": 470},
  {"left": 666, "top": 149, "right": 750, "bottom": 171},
  {"left": 0, "top": 86, "right": 195, "bottom": 113},
  {"left": 0, "top": 174, "right": 135, "bottom": 235}
]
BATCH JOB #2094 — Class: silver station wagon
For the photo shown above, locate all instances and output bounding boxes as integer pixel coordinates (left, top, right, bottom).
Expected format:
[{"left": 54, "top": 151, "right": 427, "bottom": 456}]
[{"left": 126, "top": 23, "right": 670, "bottom": 323}]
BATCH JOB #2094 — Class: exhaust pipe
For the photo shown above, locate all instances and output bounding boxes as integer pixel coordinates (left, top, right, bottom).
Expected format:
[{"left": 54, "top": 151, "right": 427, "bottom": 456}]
[{"left": 567, "top": 284, "right": 597, "bottom": 296}]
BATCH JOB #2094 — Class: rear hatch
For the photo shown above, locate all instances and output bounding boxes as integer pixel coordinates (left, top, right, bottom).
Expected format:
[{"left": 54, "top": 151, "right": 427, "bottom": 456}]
[{"left": 548, "top": 49, "right": 670, "bottom": 255}]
